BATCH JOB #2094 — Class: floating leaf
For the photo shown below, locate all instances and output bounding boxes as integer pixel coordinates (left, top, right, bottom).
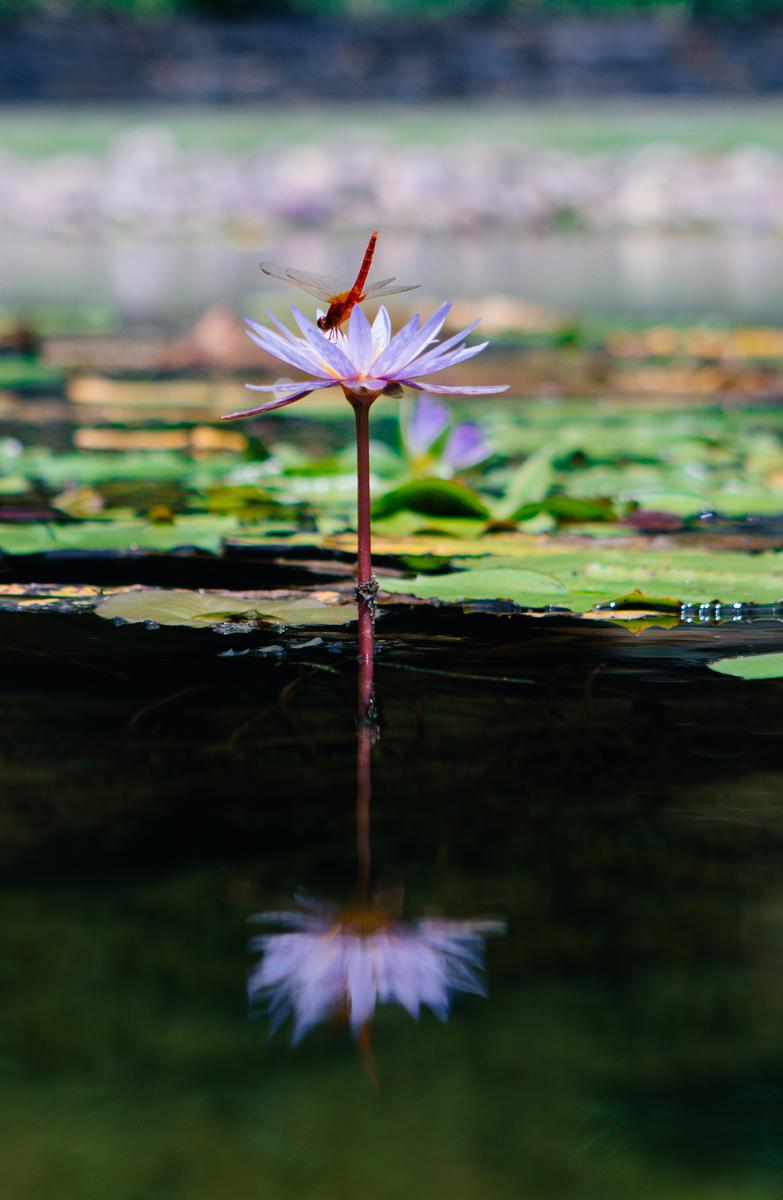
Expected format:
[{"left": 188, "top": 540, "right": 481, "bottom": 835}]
[
  {"left": 544, "top": 495, "right": 617, "bottom": 523},
  {"left": 372, "top": 479, "right": 489, "bottom": 520},
  {"left": 95, "top": 588, "right": 356, "bottom": 628},
  {"left": 0, "top": 357, "right": 63, "bottom": 389},
  {"left": 204, "top": 485, "right": 285, "bottom": 519},
  {"left": 0, "top": 475, "right": 30, "bottom": 496},
  {"left": 498, "top": 444, "right": 557, "bottom": 519},
  {"left": 381, "top": 567, "right": 567, "bottom": 606},
  {"left": 707, "top": 652, "right": 783, "bottom": 680},
  {"left": 379, "top": 544, "right": 783, "bottom": 613},
  {"left": 371, "top": 512, "right": 488, "bottom": 540},
  {"left": 0, "top": 516, "right": 241, "bottom": 556}
]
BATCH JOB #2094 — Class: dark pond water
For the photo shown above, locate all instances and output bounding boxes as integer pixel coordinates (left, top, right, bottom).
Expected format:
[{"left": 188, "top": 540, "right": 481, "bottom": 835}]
[{"left": 2, "top": 607, "right": 783, "bottom": 1198}]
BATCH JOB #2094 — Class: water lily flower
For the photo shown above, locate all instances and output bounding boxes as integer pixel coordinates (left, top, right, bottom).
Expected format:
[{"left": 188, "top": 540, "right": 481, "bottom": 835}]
[
  {"left": 222, "top": 293, "right": 507, "bottom": 676},
  {"left": 249, "top": 897, "right": 504, "bottom": 1045},
  {"left": 220, "top": 301, "right": 507, "bottom": 421},
  {"left": 404, "top": 392, "right": 491, "bottom": 475}
]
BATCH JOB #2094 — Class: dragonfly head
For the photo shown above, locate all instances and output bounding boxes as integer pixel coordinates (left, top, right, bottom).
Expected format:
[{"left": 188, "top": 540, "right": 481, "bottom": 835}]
[{"left": 316, "top": 315, "right": 327, "bottom": 331}]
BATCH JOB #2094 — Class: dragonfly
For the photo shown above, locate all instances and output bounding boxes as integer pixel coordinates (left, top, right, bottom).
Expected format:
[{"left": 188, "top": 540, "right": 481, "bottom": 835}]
[{"left": 260, "top": 229, "right": 419, "bottom": 336}]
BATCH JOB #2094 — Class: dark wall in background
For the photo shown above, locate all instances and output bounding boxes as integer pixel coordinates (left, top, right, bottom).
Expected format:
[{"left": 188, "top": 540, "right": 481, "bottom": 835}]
[{"left": 2, "top": 14, "right": 783, "bottom": 101}]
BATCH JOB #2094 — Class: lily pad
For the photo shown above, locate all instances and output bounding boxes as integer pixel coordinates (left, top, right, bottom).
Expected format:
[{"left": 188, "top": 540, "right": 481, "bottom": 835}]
[
  {"left": 372, "top": 478, "right": 490, "bottom": 521},
  {"left": 0, "top": 357, "right": 64, "bottom": 389},
  {"left": 95, "top": 588, "right": 356, "bottom": 628},
  {"left": 707, "top": 652, "right": 783, "bottom": 680},
  {"left": 0, "top": 516, "right": 241, "bottom": 556},
  {"left": 381, "top": 567, "right": 567, "bottom": 606},
  {"left": 379, "top": 544, "right": 783, "bottom": 613}
]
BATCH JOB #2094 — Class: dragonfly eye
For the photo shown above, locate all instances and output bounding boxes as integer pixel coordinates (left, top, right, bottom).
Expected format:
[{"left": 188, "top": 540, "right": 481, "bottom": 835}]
[{"left": 316, "top": 315, "right": 326, "bottom": 331}]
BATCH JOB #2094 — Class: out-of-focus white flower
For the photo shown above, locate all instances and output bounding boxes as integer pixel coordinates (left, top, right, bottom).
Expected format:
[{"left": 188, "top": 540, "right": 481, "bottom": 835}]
[{"left": 249, "top": 897, "right": 504, "bottom": 1044}]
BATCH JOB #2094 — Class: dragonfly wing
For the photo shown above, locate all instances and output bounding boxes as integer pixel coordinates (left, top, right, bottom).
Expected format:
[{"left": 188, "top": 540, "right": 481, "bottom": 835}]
[
  {"left": 362, "top": 276, "right": 396, "bottom": 292},
  {"left": 260, "top": 264, "right": 346, "bottom": 303},
  {"left": 363, "top": 282, "right": 421, "bottom": 299}
]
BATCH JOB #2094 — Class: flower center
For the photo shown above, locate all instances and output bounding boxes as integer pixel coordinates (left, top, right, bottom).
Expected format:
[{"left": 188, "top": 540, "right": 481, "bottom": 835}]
[{"left": 335, "top": 905, "right": 392, "bottom": 936}]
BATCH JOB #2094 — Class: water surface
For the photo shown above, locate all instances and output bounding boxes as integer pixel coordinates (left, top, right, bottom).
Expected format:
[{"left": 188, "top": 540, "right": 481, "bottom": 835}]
[
  {"left": 5, "top": 230, "right": 783, "bottom": 326},
  {"left": 2, "top": 628, "right": 783, "bottom": 1198}
]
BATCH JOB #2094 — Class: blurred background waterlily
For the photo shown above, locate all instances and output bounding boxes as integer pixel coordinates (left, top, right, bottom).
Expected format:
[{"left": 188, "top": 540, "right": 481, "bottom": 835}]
[{"left": 402, "top": 393, "right": 491, "bottom": 479}]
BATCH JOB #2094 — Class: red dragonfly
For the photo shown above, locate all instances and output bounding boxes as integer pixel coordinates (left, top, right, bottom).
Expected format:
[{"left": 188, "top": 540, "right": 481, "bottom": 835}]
[{"left": 260, "top": 230, "right": 418, "bottom": 336}]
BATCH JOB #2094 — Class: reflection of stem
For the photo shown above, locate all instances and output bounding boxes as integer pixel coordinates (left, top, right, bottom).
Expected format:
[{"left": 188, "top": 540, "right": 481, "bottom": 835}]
[
  {"left": 357, "top": 1021, "right": 379, "bottom": 1095},
  {"left": 356, "top": 701, "right": 373, "bottom": 902}
]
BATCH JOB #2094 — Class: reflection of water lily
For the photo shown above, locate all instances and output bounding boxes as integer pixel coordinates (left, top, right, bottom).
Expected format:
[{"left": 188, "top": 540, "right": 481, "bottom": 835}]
[
  {"left": 220, "top": 302, "right": 507, "bottom": 420},
  {"left": 249, "top": 897, "right": 504, "bottom": 1044},
  {"left": 404, "top": 393, "right": 491, "bottom": 476}
]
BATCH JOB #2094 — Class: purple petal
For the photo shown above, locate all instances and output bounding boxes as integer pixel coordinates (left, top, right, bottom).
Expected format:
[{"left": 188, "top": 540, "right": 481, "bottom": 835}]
[
  {"left": 371, "top": 305, "right": 392, "bottom": 354},
  {"left": 444, "top": 422, "right": 491, "bottom": 469},
  {"left": 245, "top": 319, "right": 321, "bottom": 376},
  {"left": 220, "top": 379, "right": 334, "bottom": 419},
  {"left": 345, "top": 943, "right": 377, "bottom": 1034},
  {"left": 346, "top": 306, "right": 374, "bottom": 375},
  {"left": 371, "top": 312, "right": 422, "bottom": 378},
  {"left": 341, "top": 377, "right": 388, "bottom": 396},
  {"left": 219, "top": 394, "right": 305, "bottom": 420},
  {"left": 265, "top": 309, "right": 303, "bottom": 346},
  {"left": 407, "top": 319, "right": 481, "bottom": 374},
  {"left": 384, "top": 944, "right": 423, "bottom": 1018},
  {"left": 403, "top": 382, "right": 509, "bottom": 395},
  {"left": 410, "top": 340, "right": 489, "bottom": 377},
  {"left": 290, "top": 306, "right": 356, "bottom": 377},
  {"left": 384, "top": 301, "right": 452, "bottom": 375},
  {"left": 244, "top": 378, "right": 332, "bottom": 395},
  {"left": 406, "top": 394, "right": 450, "bottom": 454}
]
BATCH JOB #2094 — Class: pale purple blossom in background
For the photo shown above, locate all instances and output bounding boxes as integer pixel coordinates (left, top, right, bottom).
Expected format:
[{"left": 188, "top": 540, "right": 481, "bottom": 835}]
[
  {"left": 405, "top": 393, "right": 451, "bottom": 454},
  {"left": 220, "top": 301, "right": 507, "bottom": 421},
  {"left": 248, "top": 897, "right": 504, "bottom": 1044},
  {"left": 445, "top": 421, "right": 491, "bottom": 469},
  {"left": 405, "top": 393, "right": 491, "bottom": 472}
]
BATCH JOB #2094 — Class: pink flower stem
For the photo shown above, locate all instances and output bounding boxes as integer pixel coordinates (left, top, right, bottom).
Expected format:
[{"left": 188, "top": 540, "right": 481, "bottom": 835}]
[
  {"left": 349, "top": 394, "right": 377, "bottom": 673},
  {"left": 347, "top": 391, "right": 378, "bottom": 902}
]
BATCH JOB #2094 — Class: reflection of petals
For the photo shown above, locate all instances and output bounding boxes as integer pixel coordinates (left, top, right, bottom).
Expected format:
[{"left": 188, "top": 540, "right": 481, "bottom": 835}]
[
  {"left": 249, "top": 901, "right": 504, "bottom": 1044},
  {"left": 444, "top": 421, "right": 491, "bottom": 470}
]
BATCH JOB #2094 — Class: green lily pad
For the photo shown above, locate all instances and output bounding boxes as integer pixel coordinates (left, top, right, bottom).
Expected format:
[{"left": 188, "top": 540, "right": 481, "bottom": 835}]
[
  {"left": 379, "top": 545, "right": 783, "bottom": 613},
  {"left": 95, "top": 589, "right": 356, "bottom": 628},
  {"left": 707, "top": 652, "right": 783, "bottom": 680},
  {"left": 372, "top": 479, "right": 490, "bottom": 521},
  {"left": 0, "top": 357, "right": 64, "bottom": 389},
  {"left": 0, "top": 516, "right": 241, "bottom": 556},
  {"left": 544, "top": 495, "right": 617, "bottom": 523},
  {"left": 381, "top": 567, "right": 567, "bottom": 606},
  {"left": 502, "top": 445, "right": 558, "bottom": 514},
  {"left": 372, "top": 512, "right": 488, "bottom": 540}
]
